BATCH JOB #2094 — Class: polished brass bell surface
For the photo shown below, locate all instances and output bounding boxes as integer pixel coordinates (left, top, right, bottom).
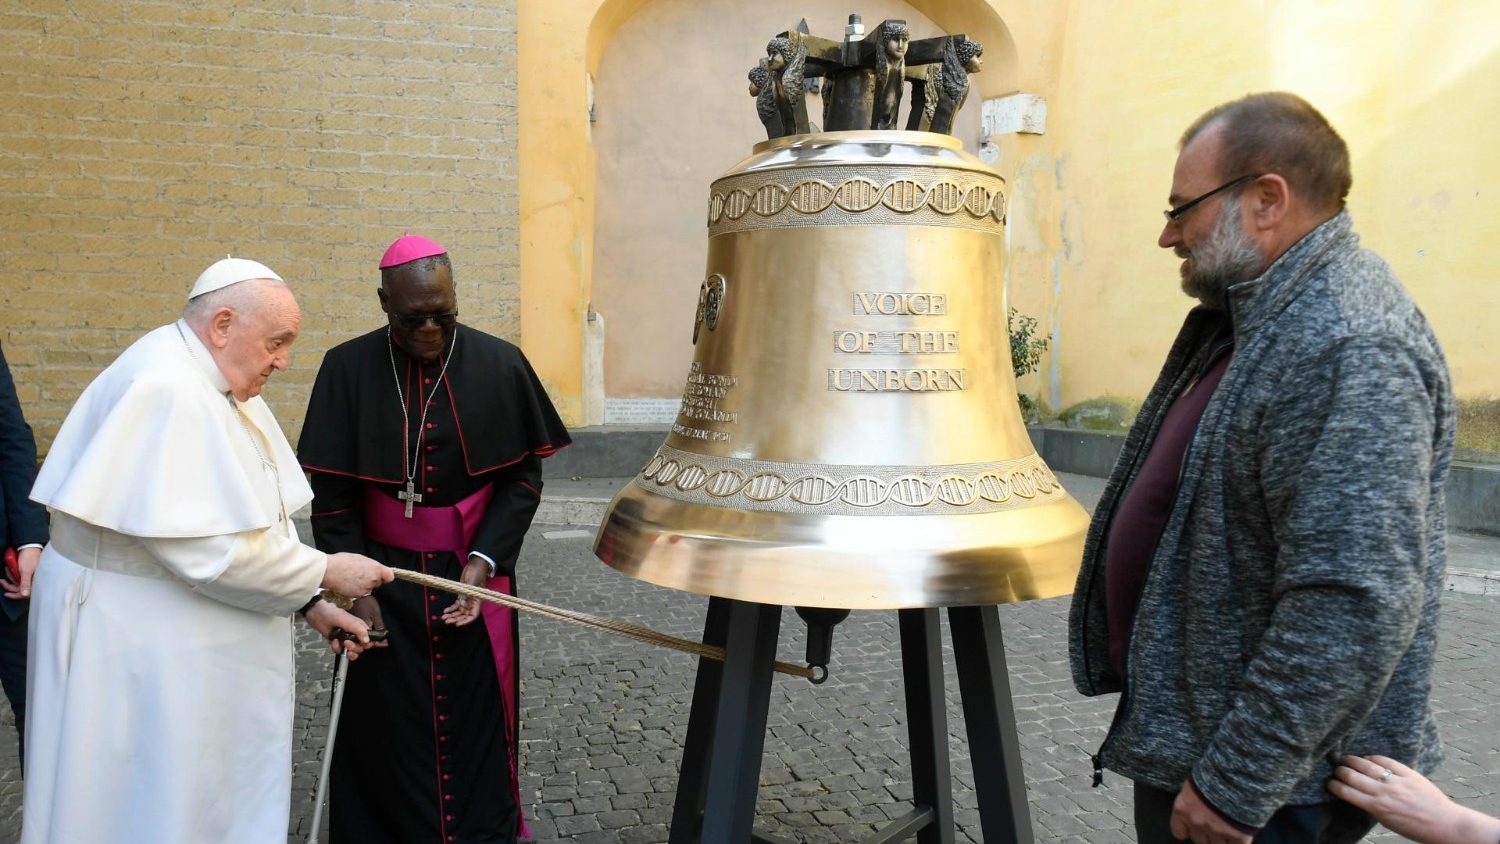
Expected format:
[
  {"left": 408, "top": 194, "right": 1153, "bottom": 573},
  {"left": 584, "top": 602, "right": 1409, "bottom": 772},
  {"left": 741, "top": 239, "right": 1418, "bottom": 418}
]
[{"left": 594, "top": 130, "right": 1089, "bottom": 609}]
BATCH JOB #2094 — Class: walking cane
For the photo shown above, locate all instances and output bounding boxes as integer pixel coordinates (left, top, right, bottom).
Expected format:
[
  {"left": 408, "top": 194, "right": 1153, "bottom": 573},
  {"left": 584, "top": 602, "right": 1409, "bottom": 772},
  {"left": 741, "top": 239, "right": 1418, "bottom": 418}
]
[{"left": 307, "top": 628, "right": 386, "bottom": 844}]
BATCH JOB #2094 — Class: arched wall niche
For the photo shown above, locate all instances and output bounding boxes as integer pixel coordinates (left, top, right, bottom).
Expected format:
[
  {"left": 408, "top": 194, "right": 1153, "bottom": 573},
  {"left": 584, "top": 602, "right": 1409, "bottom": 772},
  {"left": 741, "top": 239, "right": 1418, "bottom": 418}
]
[{"left": 584, "top": 0, "right": 1015, "bottom": 417}]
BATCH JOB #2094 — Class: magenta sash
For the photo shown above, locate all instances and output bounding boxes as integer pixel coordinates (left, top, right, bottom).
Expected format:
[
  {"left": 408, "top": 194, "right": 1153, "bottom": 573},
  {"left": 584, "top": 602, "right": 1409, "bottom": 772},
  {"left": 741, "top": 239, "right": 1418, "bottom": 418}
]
[
  {"left": 363, "top": 483, "right": 493, "bottom": 556},
  {"left": 361, "top": 483, "right": 530, "bottom": 838}
]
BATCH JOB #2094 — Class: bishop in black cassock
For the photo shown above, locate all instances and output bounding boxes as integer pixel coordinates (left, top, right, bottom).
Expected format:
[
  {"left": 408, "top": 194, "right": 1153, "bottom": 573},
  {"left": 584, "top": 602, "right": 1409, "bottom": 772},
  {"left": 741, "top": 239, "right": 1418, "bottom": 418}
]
[{"left": 298, "top": 235, "right": 570, "bottom": 843}]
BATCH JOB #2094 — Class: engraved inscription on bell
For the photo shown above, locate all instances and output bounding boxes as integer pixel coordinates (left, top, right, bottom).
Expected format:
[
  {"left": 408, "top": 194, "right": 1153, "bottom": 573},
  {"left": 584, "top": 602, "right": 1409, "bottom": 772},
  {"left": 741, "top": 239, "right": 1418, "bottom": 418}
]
[
  {"left": 832, "top": 331, "right": 960, "bottom": 355},
  {"left": 827, "top": 368, "right": 968, "bottom": 392},
  {"left": 673, "top": 362, "right": 738, "bottom": 443},
  {"left": 830, "top": 288, "right": 965, "bottom": 391},
  {"left": 852, "top": 292, "right": 947, "bottom": 315}
]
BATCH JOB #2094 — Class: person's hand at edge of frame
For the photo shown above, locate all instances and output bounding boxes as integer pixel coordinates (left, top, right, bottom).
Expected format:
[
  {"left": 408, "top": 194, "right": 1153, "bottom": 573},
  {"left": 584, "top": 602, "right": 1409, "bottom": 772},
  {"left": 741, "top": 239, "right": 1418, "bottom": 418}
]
[
  {"left": 1, "top": 546, "right": 41, "bottom": 600},
  {"left": 1330, "top": 754, "right": 1500, "bottom": 844}
]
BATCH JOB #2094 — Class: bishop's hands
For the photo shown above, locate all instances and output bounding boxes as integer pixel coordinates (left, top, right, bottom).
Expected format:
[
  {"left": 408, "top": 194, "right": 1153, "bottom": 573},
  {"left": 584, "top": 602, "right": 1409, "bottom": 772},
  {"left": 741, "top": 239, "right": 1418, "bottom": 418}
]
[
  {"left": 322, "top": 551, "right": 395, "bottom": 598},
  {"left": 303, "top": 600, "right": 378, "bottom": 660},
  {"left": 348, "top": 596, "right": 390, "bottom": 650},
  {"left": 440, "top": 555, "right": 491, "bottom": 627}
]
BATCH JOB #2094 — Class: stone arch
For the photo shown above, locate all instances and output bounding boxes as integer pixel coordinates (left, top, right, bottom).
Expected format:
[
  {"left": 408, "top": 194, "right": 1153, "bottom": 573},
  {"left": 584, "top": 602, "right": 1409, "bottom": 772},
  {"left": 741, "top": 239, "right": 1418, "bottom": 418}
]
[
  {"left": 515, "top": 0, "right": 1021, "bottom": 425},
  {"left": 585, "top": 0, "right": 1021, "bottom": 95}
]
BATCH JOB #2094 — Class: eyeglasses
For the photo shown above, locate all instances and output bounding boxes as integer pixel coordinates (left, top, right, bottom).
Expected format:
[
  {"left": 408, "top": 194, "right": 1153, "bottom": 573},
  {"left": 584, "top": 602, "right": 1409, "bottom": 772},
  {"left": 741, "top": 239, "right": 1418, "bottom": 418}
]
[
  {"left": 390, "top": 311, "right": 458, "bottom": 330},
  {"left": 1163, "top": 173, "right": 1261, "bottom": 222}
]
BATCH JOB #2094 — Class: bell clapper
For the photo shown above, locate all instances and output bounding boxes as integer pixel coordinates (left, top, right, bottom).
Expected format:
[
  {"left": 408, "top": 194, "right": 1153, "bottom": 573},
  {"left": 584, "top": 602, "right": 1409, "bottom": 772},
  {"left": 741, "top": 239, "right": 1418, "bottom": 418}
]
[{"left": 795, "top": 606, "right": 851, "bottom": 685}]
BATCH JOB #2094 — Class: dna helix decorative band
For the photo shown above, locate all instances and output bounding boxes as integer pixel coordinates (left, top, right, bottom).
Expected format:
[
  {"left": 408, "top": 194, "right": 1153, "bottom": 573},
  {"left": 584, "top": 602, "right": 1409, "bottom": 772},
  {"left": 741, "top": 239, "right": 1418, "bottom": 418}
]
[
  {"left": 708, "top": 166, "right": 1007, "bottom": 235},
  {"left": 636, "top": 446, "right": 1064, "bottom": 516}
]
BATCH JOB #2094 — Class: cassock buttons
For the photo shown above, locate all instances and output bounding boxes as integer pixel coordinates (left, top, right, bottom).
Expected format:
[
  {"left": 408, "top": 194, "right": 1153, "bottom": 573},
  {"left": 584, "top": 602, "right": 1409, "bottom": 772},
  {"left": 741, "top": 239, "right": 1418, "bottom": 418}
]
[
  {"left": 426, "top": 465, "right": 436, "bottom": 473},
  {"left": 445, "top": 814, "right": 455, "bottom": 822},
  {"left": 426, "top": 486, "right": 435, "bottom": 493},
  {"left": 424, "top": 377, "right": 433, "bottom": 385},
  {"left": 425, "top": 445, "right": 435, "bottom": 453},
  {"left": 426, "top": 422, "right": 435, "bottom": 430}
]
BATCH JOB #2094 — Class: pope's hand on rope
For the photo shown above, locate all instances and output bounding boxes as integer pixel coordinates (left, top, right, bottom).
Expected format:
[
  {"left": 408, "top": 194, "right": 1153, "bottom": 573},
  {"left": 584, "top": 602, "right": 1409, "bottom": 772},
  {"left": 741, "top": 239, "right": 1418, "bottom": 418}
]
[
  {"left": 440, "top": 555, "right": 491, "bottom": 626},
  {"left": 322, "top": 551, "right": 395, "bottom": 597}
]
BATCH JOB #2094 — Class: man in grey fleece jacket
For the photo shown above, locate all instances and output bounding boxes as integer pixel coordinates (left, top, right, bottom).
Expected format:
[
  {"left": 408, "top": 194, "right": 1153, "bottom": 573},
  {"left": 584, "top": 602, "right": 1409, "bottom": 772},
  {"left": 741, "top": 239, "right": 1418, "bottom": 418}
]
[{"left": 1068, "top": 92, "right": 1455, "bottom": 843}]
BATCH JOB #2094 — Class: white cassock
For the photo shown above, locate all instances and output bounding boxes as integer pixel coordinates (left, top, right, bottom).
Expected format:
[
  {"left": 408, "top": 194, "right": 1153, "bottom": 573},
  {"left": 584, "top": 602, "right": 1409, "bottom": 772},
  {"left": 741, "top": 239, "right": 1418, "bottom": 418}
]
[{"left": 23, "top": 320, "right": 328, "bottom": 844}]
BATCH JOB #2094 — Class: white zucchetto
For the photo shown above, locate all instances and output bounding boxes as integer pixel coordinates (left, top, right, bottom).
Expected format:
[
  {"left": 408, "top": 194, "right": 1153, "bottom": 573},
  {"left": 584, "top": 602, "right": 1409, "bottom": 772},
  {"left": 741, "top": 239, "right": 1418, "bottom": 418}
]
[{"left": 189, "top": 257, "right": 283, "bottom": 300}]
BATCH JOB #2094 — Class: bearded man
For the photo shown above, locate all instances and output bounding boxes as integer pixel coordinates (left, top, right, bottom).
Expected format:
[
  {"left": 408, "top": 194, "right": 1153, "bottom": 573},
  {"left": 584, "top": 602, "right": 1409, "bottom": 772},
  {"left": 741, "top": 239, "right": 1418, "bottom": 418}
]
[
  {"left": 22, "top": 258, "right": 392, "bottom": 843},
  {"left": 1067, "top": 93, "right": 1455, "bottom": 844}
]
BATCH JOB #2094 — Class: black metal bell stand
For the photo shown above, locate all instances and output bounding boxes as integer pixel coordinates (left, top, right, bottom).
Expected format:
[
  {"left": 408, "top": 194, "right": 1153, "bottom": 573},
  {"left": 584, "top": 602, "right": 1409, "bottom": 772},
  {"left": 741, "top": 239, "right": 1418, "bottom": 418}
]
[{"left": 668, "top": 596, "right": 1034, "bottom": 843}]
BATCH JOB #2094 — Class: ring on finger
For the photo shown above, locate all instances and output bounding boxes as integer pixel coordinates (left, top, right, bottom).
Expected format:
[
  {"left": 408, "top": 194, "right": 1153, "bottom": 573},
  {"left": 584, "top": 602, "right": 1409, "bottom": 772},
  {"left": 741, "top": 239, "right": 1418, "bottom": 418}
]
[{"left": 1380, "top": 768, "right": 1393, "bottom": 783}]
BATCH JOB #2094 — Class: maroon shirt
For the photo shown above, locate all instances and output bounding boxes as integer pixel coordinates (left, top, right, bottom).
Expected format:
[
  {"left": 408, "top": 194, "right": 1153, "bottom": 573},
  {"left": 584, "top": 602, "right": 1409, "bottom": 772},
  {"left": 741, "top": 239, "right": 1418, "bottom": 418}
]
[{"left": 1105, "top": 343, "right": 1233, "bottom": 678}]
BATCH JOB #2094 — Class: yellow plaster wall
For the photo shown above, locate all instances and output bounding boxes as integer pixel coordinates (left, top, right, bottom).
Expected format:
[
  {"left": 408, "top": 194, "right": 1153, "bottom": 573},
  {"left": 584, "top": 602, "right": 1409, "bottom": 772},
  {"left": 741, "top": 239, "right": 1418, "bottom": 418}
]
[
  {"left": 1038, "top": 2, "right": 1500, "bottom": 450},
  {"left": 517, "top": 0, "right": 1500, "bottom": 449},
  {"left": 518, "top": 1, "right": 603, "bottom": 427}
]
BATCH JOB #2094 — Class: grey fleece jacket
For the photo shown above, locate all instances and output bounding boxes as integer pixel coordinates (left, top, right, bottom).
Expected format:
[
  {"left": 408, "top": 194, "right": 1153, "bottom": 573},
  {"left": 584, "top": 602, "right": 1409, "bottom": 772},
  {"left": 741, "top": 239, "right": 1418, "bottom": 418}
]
[{"left": 1068, "top": 211, "right": 1455, "bottom": 827}]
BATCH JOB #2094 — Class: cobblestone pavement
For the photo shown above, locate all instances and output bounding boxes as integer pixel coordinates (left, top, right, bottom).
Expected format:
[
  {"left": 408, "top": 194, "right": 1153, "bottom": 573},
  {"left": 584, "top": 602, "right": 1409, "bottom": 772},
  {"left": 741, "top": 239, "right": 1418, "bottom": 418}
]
[{"left": 0, "top": 526, "right": 1496, "bottom": 843}]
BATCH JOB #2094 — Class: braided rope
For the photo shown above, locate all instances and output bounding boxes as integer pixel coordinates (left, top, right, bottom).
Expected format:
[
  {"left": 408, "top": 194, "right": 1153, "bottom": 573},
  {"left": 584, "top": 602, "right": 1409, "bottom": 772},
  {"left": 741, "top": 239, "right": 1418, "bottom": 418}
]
[{"left": 390, "top": 569, "right": 816, "bottom": 680}]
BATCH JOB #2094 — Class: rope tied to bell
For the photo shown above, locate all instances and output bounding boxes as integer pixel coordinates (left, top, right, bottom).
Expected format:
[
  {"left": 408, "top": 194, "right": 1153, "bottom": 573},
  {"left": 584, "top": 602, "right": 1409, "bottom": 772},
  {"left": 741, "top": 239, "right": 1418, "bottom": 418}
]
[{"left": 386, "top": 569, "right": 818, "bottom": 681}]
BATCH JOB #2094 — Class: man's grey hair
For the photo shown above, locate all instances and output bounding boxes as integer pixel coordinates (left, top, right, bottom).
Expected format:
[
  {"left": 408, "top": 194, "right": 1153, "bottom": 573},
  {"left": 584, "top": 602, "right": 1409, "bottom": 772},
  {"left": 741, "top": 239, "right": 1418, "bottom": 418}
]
[
  {"left": 1181, "top": 92, "right": 1352, "bottom": 213},
  {"left": 182, "top": 277, "right": 287, "bottom": 328}
]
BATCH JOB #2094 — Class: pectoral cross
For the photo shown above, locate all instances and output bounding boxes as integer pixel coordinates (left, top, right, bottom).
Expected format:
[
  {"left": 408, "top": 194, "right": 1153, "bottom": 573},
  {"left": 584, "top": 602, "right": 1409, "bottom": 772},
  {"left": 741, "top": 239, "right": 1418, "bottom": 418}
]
[{"left": 398, "top": 481, "right": 424, "bottom": 518}]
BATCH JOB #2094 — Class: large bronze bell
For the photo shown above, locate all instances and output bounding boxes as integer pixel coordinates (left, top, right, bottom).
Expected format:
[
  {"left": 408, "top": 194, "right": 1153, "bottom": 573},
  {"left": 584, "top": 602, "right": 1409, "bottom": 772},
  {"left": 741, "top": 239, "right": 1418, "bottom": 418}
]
[{"left": 594, "top": 128, "right": 1089, "bottom": 609}]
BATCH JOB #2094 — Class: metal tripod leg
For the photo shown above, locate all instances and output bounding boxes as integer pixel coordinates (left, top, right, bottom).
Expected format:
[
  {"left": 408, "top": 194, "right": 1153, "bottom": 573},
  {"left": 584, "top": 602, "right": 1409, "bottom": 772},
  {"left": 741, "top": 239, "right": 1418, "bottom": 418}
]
[
  {"left": 670, "top": 597, "right": 732, "bottom": 844},
  {"left": 700, "top": 600, "right": 782, "bottom": 843},
  {"left": 949, "top": 605, "right": 1034, "bottom": 844},
  {"left": 899, "top": 608, "right": 956, "bottom": 844}
]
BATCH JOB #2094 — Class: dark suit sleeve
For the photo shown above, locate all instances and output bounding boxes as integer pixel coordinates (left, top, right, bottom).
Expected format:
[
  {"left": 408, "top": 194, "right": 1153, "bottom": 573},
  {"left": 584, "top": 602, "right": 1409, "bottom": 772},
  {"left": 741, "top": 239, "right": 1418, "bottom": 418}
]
[
  {"left": 468, "top": 454, "right": 543, "bottom": 577},
  {"left": 308, "top": 472, "right": 368, "bottom": 555},
  {"left": 0, "top": 343, "right": 49, "bottom": 547}
]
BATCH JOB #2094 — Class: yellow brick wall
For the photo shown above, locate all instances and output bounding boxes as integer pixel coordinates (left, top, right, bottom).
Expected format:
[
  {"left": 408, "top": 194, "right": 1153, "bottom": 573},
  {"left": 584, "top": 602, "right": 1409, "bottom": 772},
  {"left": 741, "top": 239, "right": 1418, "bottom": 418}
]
[{"left": 0, "top": 1, "right": 519, "bottom": 453}]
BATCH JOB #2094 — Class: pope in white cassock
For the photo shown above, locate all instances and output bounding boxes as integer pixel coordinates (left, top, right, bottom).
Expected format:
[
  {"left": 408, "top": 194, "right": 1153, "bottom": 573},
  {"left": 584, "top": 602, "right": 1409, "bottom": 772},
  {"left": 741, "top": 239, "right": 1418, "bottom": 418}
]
[{"left": 21, "top": 259, "right": 394, "bottom": 843}]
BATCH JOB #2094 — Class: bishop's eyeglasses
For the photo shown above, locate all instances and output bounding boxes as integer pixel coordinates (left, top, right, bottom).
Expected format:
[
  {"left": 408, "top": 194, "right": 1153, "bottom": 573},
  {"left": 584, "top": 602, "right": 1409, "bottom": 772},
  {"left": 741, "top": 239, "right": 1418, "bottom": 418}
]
[
  {"left": 391, "top": 311, "right": 458, "bottom": 330},
  {"left": 1163, "top": 173, "right": 1261, "bottom": 222}
]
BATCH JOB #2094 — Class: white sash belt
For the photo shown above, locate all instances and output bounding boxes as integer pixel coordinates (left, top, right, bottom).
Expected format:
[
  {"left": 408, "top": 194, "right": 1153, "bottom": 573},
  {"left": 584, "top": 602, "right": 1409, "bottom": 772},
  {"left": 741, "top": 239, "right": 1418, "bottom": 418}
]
[{"left": 48, "top": 514, "right": 172, "bottom": 581}]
